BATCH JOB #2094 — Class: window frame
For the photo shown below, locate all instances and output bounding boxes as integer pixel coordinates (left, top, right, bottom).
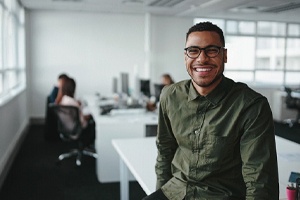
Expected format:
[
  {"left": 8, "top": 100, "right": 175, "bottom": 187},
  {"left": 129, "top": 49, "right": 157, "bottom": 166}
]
[
  {"left": 194, "top": 18, "right": 300, "bottom": 87},
  {"left": 0, "top": 1, "right": 26, "bottom": 106}
]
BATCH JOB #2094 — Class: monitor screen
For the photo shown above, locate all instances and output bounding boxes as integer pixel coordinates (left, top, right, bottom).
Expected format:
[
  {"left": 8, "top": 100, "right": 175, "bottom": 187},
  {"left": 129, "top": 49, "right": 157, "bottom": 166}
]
[
  {"left": 121, "top": 73, "right": 129, "bottom": 95},
  {"left": 140, "top": 79, "right": 151, "bottom": 97},
  {"left": 112, "top": 77, "right": 118, "bottom": 94},
  {"left": 154, "top": 83, "right": 165, "bottom": 102}
]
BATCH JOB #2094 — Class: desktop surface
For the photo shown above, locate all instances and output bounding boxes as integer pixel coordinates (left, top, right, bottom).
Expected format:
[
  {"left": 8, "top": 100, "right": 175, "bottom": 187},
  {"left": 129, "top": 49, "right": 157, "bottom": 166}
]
[
  {"left": 84, "top": 94, "right": 158, "bottom": 183},
  {"left": 112, "top": 137, "right": 156, "bottom": 196},
  {"left": 113, "top": 136, "right": 300, "bottom": 199}
]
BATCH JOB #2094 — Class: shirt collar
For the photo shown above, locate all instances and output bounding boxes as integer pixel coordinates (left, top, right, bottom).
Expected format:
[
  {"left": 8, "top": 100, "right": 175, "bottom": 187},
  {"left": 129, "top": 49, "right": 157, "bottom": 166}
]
[
  {"left": 187, "top": 76, "right": 233, "bottom": 105},
  {"left": 187, "top": 80, "right": 199, "bottom": 102}
]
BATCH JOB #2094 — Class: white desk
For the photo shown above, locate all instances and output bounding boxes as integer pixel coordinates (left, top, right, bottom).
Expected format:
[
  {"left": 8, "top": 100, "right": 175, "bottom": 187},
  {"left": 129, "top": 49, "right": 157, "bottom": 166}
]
[
  {"left": 84, "top": 95, "right": 158, "bottom": 183},
  {"left": 291, "top": 91, "right": 300, "bottom": 98},
  {"left": 113, "top": 136, "right": 300, "bottom": 200},
  {"left": 276, "top": 136, "right": 300, "bottom": 199},
  {"left": 112, "top": 137, "right": 156, "bottom": 200}
]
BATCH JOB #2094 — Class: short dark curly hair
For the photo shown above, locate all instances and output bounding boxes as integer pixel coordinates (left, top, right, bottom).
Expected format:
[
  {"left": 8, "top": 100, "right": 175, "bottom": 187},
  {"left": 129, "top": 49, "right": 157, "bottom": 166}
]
[{"left": 186, "top": 21, "right": 225, "bottom": 47}]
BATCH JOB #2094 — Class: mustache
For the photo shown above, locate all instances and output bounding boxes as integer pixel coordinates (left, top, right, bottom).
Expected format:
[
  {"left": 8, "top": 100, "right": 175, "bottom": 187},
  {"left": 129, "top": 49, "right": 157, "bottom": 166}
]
[{"left": 193, "top": 62, "right": 216, "bottom": 67}]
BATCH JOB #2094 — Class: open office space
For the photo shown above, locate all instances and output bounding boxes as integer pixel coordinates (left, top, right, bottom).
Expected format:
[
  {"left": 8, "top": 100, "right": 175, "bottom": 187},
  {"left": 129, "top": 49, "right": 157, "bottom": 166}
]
[{"left": 0, "top": 0, "right": 300, "bottom": 199}]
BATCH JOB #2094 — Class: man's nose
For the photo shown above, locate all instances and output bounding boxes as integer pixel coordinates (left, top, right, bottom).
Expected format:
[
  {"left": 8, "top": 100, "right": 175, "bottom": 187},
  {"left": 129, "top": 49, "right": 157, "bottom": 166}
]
[{"left": 196, "top": 50, "right": 209, "bottom": 61}]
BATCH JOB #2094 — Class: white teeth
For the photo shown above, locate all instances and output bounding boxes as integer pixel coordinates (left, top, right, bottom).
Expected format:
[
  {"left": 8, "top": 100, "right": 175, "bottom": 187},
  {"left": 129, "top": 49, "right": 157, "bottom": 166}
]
[{"left": 195, "top": 68, "right": 211, "bottom": 72}]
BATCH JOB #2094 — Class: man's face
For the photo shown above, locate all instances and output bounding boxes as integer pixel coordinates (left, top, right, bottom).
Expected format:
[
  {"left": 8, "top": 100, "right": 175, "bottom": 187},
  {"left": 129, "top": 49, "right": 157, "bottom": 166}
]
[{"left": 185, "top": 31, "right": 227, "bottom": 93}]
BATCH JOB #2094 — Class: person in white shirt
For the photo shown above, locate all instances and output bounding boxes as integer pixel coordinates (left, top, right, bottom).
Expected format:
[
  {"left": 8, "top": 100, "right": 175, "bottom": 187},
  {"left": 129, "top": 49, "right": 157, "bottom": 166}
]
[{"left": 57, "top": 77, "right": 95, "bottom": 146}]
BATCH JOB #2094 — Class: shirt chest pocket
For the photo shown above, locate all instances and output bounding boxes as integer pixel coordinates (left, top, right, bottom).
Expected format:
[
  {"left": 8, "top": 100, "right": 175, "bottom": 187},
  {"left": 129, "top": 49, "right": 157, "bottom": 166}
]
[{"left": 202, "top": 134, "right": 237, "bottom": 162}]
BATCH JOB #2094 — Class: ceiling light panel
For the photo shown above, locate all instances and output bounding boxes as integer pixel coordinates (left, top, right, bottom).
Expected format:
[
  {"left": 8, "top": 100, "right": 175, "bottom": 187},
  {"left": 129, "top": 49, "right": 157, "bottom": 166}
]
[{"left": 262, "top": 2, "right": 300, "bottom": 13}]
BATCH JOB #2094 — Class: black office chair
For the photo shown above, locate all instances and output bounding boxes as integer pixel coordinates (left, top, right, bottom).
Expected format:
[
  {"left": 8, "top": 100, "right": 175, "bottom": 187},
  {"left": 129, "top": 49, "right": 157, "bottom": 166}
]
[
  {"left": 44, "top": 96, "right": 60, "bottom": 141},
  {"left": 50, "top": 104, "right": 98, "bottom": 166},
  {"left": 284, "top": 87, "right": 300, "bottom": 127}
]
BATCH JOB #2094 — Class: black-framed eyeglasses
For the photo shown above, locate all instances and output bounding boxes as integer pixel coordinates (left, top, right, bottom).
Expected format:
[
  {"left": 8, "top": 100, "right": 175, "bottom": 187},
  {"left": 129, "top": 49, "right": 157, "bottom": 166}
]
[{"left": 184, "top": 45, "right": 224, "bottom": 59}]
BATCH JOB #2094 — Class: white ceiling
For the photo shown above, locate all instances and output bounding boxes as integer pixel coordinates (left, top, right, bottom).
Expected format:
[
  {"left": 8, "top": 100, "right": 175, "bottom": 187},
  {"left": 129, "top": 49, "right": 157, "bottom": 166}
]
[{"left": 20, "top": 0, "right": 300, "bottom": 23}]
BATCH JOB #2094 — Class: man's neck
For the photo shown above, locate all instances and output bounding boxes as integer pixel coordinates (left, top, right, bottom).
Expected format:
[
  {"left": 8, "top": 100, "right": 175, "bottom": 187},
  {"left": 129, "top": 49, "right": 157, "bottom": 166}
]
[{"left": 192, "top": 77, "right": 223, "bottom": 96}]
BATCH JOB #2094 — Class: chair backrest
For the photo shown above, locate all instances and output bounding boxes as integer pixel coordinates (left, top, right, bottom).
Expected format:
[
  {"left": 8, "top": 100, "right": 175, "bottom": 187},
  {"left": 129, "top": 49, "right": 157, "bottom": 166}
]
[
  {"left": 49, "top": 104, "right": 82, "bottom": 141},
  {"left": 45, "top": 96, "right": 60, "bottom": 141}
]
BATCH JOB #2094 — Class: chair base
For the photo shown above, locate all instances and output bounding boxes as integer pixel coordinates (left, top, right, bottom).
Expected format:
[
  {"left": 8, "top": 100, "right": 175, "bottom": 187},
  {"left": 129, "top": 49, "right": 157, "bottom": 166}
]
[
  {"left": 283, "top": 118, "right": 300, "bottom": 127},
  {"left": 58, "top": 148, "right": 98, "bottom": 166}
]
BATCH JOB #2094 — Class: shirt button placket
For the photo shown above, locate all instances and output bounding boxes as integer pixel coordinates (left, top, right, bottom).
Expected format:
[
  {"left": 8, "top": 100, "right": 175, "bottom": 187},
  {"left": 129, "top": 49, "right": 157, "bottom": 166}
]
[{"left": 190, "top": 129, "right": 201, "bottom": 179}]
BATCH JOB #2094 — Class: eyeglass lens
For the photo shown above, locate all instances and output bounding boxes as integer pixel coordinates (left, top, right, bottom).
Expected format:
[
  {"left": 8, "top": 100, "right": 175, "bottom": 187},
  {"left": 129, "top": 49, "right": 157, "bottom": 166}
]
[{"left": 186, "top": 46, "right": 220, "bottom": 58}]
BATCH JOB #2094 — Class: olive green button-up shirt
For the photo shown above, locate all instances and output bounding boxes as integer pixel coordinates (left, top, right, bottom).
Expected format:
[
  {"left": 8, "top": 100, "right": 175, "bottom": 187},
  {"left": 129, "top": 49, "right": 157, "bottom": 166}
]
[{"left": 155, "top": 77, "right": 279, "bottom": 200}]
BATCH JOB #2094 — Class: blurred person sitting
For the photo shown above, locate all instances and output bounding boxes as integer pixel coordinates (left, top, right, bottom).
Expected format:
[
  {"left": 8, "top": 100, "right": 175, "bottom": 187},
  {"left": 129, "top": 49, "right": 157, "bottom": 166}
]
[
  {"left": 161, "top": 73, "right": 174, "bottom": 86},
  {"left": 56, "top": 77, "right": 95, "bottom": 147},
  {"left": 45, "top": 73, "right": 68, "bottom": 141},
  {"left": 48, "top": 73, "right": 69, "bottom": 103},
  {"left": 147, "top": 74, "right": 175, "bottom": 111}
]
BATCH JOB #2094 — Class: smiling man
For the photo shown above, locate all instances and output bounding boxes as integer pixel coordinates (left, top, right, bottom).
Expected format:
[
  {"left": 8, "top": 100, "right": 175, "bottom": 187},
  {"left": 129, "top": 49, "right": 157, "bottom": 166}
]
[{"left": 142, "top": 22, "right": 279, "bottom": 200}]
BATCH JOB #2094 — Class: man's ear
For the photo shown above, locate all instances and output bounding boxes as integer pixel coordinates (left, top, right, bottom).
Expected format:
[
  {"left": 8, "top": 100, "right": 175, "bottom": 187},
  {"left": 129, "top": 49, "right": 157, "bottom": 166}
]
[
  {"left": 223, "top": 48, "right": 227, "bottom": 63},
  {"left": 184, "top": 52, "right": 188, "bottom": 61}
]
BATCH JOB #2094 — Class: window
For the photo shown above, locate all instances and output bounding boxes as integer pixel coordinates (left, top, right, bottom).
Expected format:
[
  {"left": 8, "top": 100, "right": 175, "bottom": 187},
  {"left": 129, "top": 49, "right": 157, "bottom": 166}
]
[
  {"left": 194, "top": 18, "right": 300, "bottom": 86},
  {"left": 0, "top": 0, "right": 26, "bottom": 105},
  {"left": 226, "top": 36, "right": 255, "bottom": 70},
  {"left": 286, "top": 38, "right": 300, "bottom": 70},
  {"left": 257, "top": 22, "right": 286, "bottom": 36},
  {"left": 4, "top": 12, "right": 17, "bottom": 70},
  {"left": 226, "top": 21, "right": 256, "bottom": 35},
  {"left": 239, "top": 21, "right": 256, "bottom": 34},
  {"left": 226, "top": 21, "right": 238, "bottom": 34},
  {"left": 0, "top": 5, "right": 3, "bottom": 94},
  {"left": 256, "top": 37, "right": 285, "bottom": 70},
  {"left": 288, "top": 24, "right": 300, "bottom": 37}
]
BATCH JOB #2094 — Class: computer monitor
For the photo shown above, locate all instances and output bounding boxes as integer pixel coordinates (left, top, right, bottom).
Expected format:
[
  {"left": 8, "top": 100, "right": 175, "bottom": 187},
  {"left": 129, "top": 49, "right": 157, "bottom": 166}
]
[
  {"left": 140, "top": 79, "right": 151, "bottom": 97},
  {"left": 154, "top": 83, "right": 165, "bottom": 102},
  {"left": 121, "top": 73, "right": 129, "bottom": 96},
  {"left": 112, "top": 77, "right": 118, "bottom": 94}
]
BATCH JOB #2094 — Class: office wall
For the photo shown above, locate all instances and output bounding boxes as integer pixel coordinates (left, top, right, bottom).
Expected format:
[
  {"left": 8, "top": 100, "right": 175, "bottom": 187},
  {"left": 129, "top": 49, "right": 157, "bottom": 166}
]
[
  {"left": 0, "top": 91, "right": 29, "bottom": 187},
  {"left": 150, "top": 15, "right": 191, "bottom": 83},
  {"left": 27, "top": 10, "right": 193, "bottom": 118},
  {"left": 27, "top": 11, "right": 145, "bottom": 118}
]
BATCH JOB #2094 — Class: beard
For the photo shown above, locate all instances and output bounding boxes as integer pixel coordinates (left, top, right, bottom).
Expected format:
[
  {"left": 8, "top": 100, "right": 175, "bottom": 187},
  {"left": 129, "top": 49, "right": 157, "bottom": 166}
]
[
  {"left": 187, "top": 63, "right": 224, "bottom": 88},
  {"left": 191, "top": 72, "right": 223, "bottom": 88}
]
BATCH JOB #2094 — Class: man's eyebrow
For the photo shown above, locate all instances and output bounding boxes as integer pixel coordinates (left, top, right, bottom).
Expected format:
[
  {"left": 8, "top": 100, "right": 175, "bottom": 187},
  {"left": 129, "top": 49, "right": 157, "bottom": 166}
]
[{"left": 185, "top": 45, "right": 220, "bottom": 49}]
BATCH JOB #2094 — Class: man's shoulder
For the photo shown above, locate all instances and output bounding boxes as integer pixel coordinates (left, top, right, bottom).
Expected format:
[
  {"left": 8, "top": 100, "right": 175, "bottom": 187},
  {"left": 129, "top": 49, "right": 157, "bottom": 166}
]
[
  {"left": 160, "top": 79, "right": 190, "bottom": 102},
  {"left": 162, "top": 79, "right": 190, "bottom": 94},
  {"left": 229, "top": 80, "right": 266, "bottom": 104}
]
